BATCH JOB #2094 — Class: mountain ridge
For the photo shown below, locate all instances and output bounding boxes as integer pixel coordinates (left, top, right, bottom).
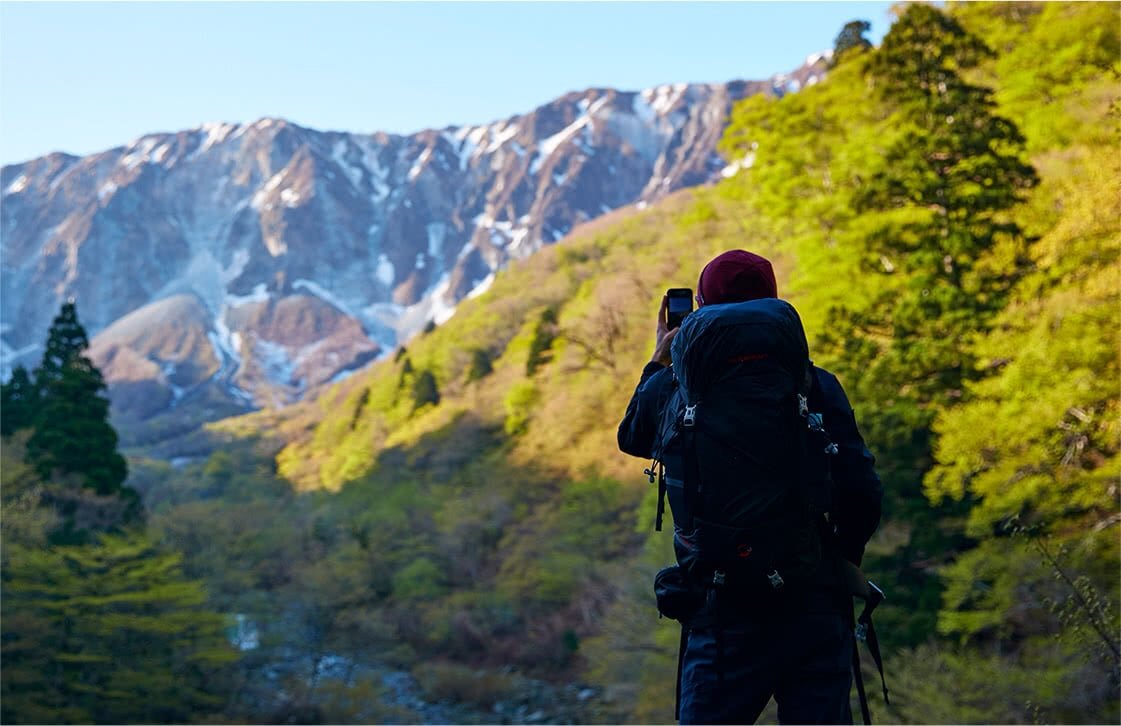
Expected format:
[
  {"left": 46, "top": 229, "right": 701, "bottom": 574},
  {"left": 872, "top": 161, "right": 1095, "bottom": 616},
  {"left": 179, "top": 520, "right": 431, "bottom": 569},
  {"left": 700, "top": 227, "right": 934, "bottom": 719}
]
[{"left": 0, "top": 55, "right": 829, "bottom": 445}]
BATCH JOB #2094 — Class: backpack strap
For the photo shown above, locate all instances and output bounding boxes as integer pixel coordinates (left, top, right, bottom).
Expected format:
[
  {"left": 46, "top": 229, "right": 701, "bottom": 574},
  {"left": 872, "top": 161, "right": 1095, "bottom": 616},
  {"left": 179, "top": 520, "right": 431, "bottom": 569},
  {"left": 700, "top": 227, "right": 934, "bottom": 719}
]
[
  {"left": 674, "top": 624, "right": 687, "bottom": 720},
  {"left": 679, "top": 406, "right": 704, "bottom": 521},
  {"left": 656, "top": 465, "right": 667, "bottom": 532},
  {"left": 856, "top": 582, "right": 890, "bottom": 707},
  {"left": 852, "top": 628, "right": 872, "bottom": 725},
  {"left": 851, "top": 579, "right": 890, "bottom": 724}
]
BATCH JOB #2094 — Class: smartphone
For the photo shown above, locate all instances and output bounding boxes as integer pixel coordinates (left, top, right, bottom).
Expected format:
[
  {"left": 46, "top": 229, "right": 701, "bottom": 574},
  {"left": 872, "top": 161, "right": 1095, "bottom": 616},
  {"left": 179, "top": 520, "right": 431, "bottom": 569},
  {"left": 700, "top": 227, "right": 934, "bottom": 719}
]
[{"left": 666, "top": 288, "right": 694, "bottom": 330}]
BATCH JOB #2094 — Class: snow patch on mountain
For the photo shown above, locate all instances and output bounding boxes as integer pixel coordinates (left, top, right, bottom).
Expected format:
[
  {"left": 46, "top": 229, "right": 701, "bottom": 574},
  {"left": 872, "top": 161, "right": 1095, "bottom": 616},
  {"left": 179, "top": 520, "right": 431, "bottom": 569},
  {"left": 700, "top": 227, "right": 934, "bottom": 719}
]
[
  {"left": 293, "top": 279, "right": 357, "bottom": 318},
  {"left": 200, "top": 122, "right": 238, "bottom": 153},
  {"left": 485, "top": 122, "right": 520, "bottom": 153},
  {"left": 0, "top": 340, "right": 38, "bottom": 379},
  {"left": 5, "top": 175, "right": 28, "bottom": 194},
  {"left": 466, "top": 273, "right": 495, "bottom": 300},
  {"left": 408, "top": 148, "right": 432, "bottom": 181},
  {"left": 161, "top": 361, "right": 187, "bottom": 406},
  {"left": 209, "top": 314, "right": 243, "bottom": 378},
  {"left": 531, "top": 102, "right": 602, "bottom": 174},
  {"left": 255, "top": 338, "right": 298, "bottom": 389},
  {"left": 331, "top": 140, "right": 361, "bottom": 189},
  {"left": 426, "top": 223, "right": 446, "bottom": 257},
  {"left": 226, "top": 283, "right": 270, "bottom": 308},
  {"left": 223, "top": 249, "right": 251, "bottom": 284},
  {"left": 429, "top": 275, "right": 457, "bottom": 325},
  {"left": 805, "top": 49, "right": 833, "bottom": 66},
  {"left": 375, "top": 254, "right": 395, "bottom": 287},
  {"left": 280, "top": 188, "right": 302, "bottom": 207},
  {"left": 643, "top": 84, "right": 687, "bottom": 116}
]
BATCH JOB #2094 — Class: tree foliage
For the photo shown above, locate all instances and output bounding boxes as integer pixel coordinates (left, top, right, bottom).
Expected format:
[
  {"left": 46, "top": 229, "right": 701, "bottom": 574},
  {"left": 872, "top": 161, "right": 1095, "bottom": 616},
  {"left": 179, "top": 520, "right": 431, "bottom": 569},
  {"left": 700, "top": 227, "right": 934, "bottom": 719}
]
[
  {"left": 525, "top": 307, "right": 559, "bottom": 376},
  {"left": 26, "top": 302, "right": 131, "bottom": 501},
  {"left": 832, "top": 19, "right": 872, "bottom": 64},
  {"left": 0, "top": 439, "right": 238, "bottom": 724},
  {"left": 0, "top": 365, "right": 39, "bottom": 435}
]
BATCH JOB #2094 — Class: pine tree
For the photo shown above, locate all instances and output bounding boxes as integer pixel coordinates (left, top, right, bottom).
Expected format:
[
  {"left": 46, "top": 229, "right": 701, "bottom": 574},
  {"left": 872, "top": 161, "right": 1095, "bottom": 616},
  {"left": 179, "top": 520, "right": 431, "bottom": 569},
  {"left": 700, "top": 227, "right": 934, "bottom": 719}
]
[
  {"left": 26, "top": 302, "right": 130, "bottom": 501},
  {"left": 1, "top": 365, "right": 39, "bottom": 435},
  {"left": 832, "top": 19, "right": 873, "bottom": 63},
  {"left": 33, "top": 301, "right": 90, "bottom": 393},
  {"left": 466, "top": 348, "right": 493, "bottom": 382},
  {"left": 412, "top": 369, "right": 440, "bottom": 410},
  {"left": 526, "top": 308, "right": 558, "bottom": 376},
  {"left": 844, "top": 3, "right": 1038, "bottom": 406}
]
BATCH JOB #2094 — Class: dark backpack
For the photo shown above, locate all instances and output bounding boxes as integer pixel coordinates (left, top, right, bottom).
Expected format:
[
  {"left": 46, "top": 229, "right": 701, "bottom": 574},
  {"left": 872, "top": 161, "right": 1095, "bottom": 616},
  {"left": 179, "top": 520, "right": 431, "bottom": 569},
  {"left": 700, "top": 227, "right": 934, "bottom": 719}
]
[{"left": 651, "top": 297, "right": 838, "bottom": 599}]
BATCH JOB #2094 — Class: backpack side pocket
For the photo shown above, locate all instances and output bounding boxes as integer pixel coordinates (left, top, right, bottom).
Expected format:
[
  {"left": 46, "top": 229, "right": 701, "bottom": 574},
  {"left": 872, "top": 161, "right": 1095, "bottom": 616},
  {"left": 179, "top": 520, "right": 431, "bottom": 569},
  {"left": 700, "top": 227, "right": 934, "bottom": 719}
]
[{"left": 654, "top": 564, "right": 706, "bottom": 622}]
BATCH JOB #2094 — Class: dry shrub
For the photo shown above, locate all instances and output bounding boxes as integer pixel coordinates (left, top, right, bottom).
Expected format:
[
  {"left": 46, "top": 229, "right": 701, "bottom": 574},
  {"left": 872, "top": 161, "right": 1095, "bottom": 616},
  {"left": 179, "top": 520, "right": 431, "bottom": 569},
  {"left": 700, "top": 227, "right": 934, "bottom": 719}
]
[{"left": 412, "top": 662, "right": 517, "bottom": 708}]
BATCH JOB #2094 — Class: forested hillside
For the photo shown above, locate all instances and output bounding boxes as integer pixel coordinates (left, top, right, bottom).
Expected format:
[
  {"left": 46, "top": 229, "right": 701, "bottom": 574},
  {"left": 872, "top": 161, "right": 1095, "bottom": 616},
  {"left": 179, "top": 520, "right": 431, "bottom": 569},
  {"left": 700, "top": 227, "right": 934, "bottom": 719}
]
[{"left": 3, "top": 3, "right": 1117, "bottom": 723}]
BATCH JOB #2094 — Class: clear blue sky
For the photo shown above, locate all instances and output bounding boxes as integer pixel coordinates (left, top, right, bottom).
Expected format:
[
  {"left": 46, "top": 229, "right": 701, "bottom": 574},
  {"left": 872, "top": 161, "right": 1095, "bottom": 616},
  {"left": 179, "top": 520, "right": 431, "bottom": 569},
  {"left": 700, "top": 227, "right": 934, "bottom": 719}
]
[{"left": 0, "top": 1, "right": 892, "bottom": 166}]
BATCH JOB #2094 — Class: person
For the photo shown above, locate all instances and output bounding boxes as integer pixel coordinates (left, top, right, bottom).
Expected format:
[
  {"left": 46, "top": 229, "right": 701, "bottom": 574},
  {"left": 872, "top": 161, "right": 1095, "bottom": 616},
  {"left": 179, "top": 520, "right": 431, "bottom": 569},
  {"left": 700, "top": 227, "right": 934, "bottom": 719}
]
[{"left": 618, "top": 249, "right": 883, "bottom": 725}]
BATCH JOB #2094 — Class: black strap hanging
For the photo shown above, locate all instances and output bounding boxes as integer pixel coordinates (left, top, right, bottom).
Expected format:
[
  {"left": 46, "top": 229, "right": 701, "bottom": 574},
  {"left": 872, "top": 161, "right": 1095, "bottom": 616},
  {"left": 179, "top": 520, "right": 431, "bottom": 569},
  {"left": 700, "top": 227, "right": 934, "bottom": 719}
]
[
  {"left": 656, "top": 465, "right": 667, "bottom": 532},
  {"left": 852, "top": 631, "right": 872, "bottom": 725},
  {"left": 858, "top": 604, "right": 890, "bottom": 707},
  {"left": 674, "top": 625, "right": 688, "bottom": 720},
  {"left": 852, "top": 580, "right": 890, "bottom": 725}
]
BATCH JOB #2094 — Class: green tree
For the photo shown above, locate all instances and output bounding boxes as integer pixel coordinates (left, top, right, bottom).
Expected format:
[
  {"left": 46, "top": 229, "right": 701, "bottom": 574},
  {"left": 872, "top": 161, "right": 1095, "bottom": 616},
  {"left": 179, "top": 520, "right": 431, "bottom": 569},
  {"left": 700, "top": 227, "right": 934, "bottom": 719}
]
[
  {"left": 1, "top": 440, "right": 238, "bottom": 724},
  {"left": 1, "top": 365, "right": 39, "bottom": 435},
  {"left": 32, "top": 301, "right": 90, "bottom": 392},
  {"left": 412, "top": 369, "right": 440, "bottom": 410},
  {"left": 832, "top": 19, "right": 873, "bottom": 63},
  {"left": 2, "top": 533, "right": 239, "bottom": 723},
  {"left": 465, "top": 348, "right": 493, "bottom": 382},
  {"left": 525, "top": 307, "right": 558, "bottom": 376},
  {"left": 847, "top": 2, "right": 1037, "bottom": 409},
  {"left": 26, "top": 303, "right": 130, "bottom": 504}
]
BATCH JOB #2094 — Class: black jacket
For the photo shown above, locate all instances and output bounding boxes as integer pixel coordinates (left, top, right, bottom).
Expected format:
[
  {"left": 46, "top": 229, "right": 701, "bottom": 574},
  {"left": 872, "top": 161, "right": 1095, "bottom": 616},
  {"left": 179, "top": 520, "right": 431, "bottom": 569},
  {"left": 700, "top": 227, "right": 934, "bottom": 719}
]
[{"left": 618, "top": 360, "right": 882, "bottom": 566}]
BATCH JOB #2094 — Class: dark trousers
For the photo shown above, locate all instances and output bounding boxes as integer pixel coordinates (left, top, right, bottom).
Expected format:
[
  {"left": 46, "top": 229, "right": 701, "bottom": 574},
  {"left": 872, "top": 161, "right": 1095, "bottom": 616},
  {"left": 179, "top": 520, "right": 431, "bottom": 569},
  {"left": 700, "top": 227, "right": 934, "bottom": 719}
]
[{"left": 678, "top": 609, "right": 854, "bottom": 725}]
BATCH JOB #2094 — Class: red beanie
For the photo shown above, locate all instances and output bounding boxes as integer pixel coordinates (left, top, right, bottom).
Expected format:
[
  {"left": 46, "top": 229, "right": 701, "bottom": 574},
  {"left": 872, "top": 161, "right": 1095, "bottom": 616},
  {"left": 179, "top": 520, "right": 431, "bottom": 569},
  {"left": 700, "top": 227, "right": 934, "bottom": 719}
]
[{"left": 697, "top": 250, "right": 778, "bottom": 305}]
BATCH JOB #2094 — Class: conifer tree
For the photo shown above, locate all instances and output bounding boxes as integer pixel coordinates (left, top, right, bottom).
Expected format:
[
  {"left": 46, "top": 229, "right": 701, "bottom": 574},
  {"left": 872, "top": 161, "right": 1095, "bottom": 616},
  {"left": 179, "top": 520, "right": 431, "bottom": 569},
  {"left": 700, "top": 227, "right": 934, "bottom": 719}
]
[
  {"left": 844, "top": 3, "right": 1037, "bottom": 407},
  {"left": 26, "top": 302, "right": 130, "bottom": 499},
  {"left": 1, "top": 365, "right": 39, "bottom": 435},
  {"left": 526, "top": 308, "right": 558, "bottom": 376},
  {"left": 412, "top": 369, "right": 440, "bottom": 410},
  {"left": 466, "top": 348, "right": 493, "bottom": 382},
  {"left": 33, "top": 301, "right": 90, "bottom": 392},
  {"left": 832, "top": 19, "right": 873, "bottom": 63},
  {"left": 2, "top": 532, "right": 238, "bottom": 723}
]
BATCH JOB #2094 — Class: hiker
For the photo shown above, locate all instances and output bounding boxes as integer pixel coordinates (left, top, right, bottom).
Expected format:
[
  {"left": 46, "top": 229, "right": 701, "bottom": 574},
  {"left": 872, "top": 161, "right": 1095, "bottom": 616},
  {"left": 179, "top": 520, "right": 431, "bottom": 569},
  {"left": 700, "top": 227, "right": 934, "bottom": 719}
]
[{"left": 618, "top": 250, "right": 883, "bottom": 725}]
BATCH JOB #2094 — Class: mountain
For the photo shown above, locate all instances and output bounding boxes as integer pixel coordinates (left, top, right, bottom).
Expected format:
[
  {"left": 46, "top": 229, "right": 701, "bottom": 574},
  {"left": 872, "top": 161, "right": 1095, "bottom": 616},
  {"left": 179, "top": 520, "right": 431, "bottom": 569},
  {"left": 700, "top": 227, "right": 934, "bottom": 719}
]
[{"left": 0, "top": 56, "right": 828, "bottom": 441}]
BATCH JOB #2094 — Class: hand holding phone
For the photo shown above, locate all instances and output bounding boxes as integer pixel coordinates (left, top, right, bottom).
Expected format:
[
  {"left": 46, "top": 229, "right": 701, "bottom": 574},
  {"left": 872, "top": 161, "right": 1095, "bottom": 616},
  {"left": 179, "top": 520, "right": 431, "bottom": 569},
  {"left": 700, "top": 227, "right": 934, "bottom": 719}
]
[
  {"left": 665, "top": 288, "right": 693, "bottom": 330},
  {"left": 651, "top": 288, "right": 693, "bottom": 366}
]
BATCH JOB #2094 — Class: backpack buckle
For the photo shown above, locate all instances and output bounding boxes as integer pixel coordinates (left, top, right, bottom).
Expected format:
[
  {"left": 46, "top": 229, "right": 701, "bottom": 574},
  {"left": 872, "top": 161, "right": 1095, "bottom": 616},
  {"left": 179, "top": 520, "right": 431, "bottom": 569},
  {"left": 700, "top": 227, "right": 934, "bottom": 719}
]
[
  {"left": 767, "top": 570, "right": 785, "bottom": 590},
  {"left": 797, "top": 394, "right": 809, "bottom": 417},
  {"left": 712, "top": 569, "right": 726, "bottom": 587},
  {"left": 682, "top": 404, "right": 697, "bottom": 428}
]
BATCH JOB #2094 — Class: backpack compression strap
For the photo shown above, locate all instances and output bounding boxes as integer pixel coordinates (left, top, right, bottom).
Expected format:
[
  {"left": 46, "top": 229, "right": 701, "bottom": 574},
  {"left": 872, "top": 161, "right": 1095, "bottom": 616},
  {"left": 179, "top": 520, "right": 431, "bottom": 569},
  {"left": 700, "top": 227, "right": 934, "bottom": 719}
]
[
  {"left": 852, "top": 580, "right": 889, "bottom": 725},
  {"left": 857, "top": 582, "right": 890, "bottom": 707}
]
